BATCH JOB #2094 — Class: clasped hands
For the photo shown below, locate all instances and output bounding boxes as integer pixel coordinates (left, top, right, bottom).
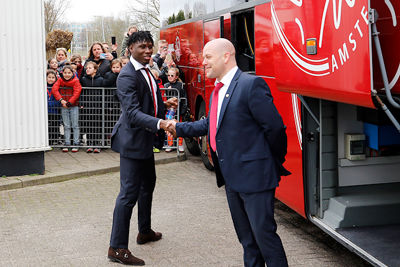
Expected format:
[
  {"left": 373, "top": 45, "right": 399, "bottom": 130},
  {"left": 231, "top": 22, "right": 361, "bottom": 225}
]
[{"left": 160, "top": 119, "right": 177, "bottom": 137}]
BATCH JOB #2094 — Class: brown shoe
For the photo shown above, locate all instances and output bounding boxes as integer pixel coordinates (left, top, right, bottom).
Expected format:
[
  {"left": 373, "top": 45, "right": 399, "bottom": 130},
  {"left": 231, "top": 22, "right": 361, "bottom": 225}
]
[
  {"left": 108, "top": 247, "right": 145, "bottom": 266},
  {"left": 136, "top": 230, "right": 162, "bottom": 245}
]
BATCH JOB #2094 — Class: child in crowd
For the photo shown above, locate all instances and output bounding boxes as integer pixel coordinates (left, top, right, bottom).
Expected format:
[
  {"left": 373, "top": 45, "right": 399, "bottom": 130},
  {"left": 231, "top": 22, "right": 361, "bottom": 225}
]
[
  {"left": 70, "top": 63, "right": 79, "bottom": 77},
  {"left": 80, "top": 61, "right": 104, "bottom": 87},
  {"left": 80, "top": 61, "right": 104, "bottom": 153},
  {"left": 55, "top": 48, "right": 68, "bottom": 73},
  {"left": 103, "top": 59, "right": 122, "bottom": 87},
  {"left": 120, "top": 56, "right": 129, "bottom": 68},
  {"left": 48, "top": 58, "right": 58, "bottom": 71},
  {"left": 104, "top": 59, "right": 122, "bottom": 148},
  {"left": 151, "top": 69, "right": 164, "bottom": 90},
  {"left": 52, "top": 65, "right": 82, "bottom": 152},
  {"left": 46, "top": 70, "right": 61, "bottom": 145},
  {"left": 150, "top": 69, "right": 163, "bottom": 153},
  {"left": 163, "top": 67, "right": 187, "bottom": 153},
  {"left": 70, "top": 54, "right": 83, "bottom": 78}
]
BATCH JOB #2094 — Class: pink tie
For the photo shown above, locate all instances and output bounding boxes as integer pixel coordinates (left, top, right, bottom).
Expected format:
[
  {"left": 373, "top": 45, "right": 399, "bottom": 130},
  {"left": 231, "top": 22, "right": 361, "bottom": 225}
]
[{"left": 209, "top": 82, "right": 224, "bottom": 152}]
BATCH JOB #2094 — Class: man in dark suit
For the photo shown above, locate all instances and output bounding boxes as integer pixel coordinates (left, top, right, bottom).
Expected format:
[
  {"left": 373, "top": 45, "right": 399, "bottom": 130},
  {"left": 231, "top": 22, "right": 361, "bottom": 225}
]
[
  {"left": 167, "top": 38, "right": 290, "bottom": 267},
  {"left": 107, "top": 31, "right": 177, "bottom": 266}
]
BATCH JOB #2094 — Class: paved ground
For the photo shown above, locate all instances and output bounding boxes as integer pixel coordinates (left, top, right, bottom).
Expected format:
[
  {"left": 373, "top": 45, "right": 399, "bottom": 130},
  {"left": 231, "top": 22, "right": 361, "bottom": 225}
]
[
  {"left": 0, "top": 153, "right": 369, "bottom": 267},
  {"left": 0, "top": 149, "right": 184, "bottom": 191}
]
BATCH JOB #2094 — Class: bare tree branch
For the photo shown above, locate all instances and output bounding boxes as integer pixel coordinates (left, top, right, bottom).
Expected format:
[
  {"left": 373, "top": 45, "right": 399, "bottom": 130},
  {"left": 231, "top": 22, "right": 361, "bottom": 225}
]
[
  {"left": 126, "top": 0, "right": 160, "bottom": 38},
  {"left": 44, "top": 0, "right": 70, "bottom": 34}
]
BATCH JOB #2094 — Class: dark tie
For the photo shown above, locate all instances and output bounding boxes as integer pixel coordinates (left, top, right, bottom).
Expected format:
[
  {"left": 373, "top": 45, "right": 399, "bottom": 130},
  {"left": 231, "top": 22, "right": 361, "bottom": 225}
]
[
  {"left": 209, "top": 82, "right": 224, "bottom": 152},
  {"left": 144, "top": 68, "right": 157, "bottom": 116}
]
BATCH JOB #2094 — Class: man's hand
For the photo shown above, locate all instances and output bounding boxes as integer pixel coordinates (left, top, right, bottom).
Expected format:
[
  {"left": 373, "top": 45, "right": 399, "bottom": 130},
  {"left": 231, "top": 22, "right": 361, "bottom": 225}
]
[
  {"left": 164, "top": 97, "right": 178, "bottom": 109},
  {"left": 105, "top": 52, "right": 114, "bottom": 60},
  {"left": 160, "top": 119, "right": 177, "bottom": 137},
  {"left": 111, "top": 44, "right": 118, "bottom": 52}
]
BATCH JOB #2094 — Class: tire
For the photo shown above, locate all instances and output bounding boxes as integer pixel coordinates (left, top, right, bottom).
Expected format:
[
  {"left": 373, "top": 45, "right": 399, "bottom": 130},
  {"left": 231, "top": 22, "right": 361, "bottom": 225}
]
[
  {"left": 183, "top": 110, "right": 200, "bottom": 156},
  {"left": 197, "top": 101, "right": 214, "bottom": 170}
]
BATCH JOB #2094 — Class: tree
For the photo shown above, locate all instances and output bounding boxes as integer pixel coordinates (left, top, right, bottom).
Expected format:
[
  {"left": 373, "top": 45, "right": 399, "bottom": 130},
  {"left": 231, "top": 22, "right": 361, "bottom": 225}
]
[
  {"left": 126, "top": 0, "right": 160, "bottom": 38},
  {"left": 44, "top": 0, "right": 70, "bottom": 34},
  {"left": 46, "top": 29, "right": 73, "bottom": 59},
  {"left": 176, "top": 10, "right": 185, "bottom": 22},
  {"left": 86, "top": 16, "right": 130, "bottom": 53},
  {"left": 193, "top": 2, "right": 206, "bottom": 18}
]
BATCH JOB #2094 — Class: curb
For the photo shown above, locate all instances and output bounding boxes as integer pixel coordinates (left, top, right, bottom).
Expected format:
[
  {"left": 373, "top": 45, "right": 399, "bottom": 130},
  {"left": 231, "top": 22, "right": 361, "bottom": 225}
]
[{"left": 0, "top": 153, "right": 186, "bottom": 192}]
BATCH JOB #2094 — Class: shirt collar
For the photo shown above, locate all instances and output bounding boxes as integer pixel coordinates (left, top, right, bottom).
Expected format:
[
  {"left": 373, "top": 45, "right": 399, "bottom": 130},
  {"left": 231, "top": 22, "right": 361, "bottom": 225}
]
[
  {"left": 217, "top": 66, "right": 238, "bottom": 86},
  {"left": 130, "top": 56, "right": 150, "bottom": 70}
]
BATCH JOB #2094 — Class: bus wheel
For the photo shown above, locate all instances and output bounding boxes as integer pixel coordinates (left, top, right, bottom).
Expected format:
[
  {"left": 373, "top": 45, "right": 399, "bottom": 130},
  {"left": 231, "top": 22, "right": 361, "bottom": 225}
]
[{"left": 198, "top": 102, "right": 214, "bottom": 170}]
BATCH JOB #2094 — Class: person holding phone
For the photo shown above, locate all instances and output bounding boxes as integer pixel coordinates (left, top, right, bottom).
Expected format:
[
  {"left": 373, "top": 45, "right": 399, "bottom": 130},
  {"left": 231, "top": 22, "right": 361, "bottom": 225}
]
[
  {"left": 153, "top": 40, "right": 168, "bottom": 69},
  {"left": 102, "top": 40, "right": 118, "bottom": 60},
  {"left": 83, "top": 42, "right": 111, "bottom": 78}
]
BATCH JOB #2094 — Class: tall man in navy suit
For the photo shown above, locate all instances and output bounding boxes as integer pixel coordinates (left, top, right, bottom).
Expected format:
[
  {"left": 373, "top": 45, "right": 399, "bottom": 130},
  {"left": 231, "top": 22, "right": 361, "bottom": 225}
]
[
  {"left": 167, "top": 38, "right": 290, "bottom": 267},
  {"left": 107, "top": 31, "right": 177, "bottom": 266}
]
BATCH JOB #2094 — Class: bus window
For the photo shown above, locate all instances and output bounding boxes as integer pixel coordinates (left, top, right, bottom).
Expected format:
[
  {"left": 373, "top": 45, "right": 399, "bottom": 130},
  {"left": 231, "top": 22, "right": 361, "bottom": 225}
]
[{"left": 231, "top": 10, "right": 255, "bottom": 73}]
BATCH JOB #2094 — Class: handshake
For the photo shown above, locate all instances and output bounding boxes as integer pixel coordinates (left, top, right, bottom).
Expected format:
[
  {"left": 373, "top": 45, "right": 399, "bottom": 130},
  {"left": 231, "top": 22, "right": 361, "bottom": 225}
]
[{"left": 160, "top": 119, "right": 177, "bottom": 137}]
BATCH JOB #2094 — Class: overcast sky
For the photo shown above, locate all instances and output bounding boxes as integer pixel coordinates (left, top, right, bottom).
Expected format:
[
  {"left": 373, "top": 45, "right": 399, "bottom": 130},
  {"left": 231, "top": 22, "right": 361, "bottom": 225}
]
[{"left": 64, "top": 0, "right": 130, "bottom": 22}]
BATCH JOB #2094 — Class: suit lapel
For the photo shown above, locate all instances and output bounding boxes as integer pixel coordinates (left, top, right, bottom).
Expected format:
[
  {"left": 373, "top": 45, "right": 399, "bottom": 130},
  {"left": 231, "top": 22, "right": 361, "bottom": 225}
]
[
  {"left": 136, "top": 68, "right": 151, "bottom": 93},
  {"left": 217, "top": 69, "right": 241, "bottom": 132},
  {"left": 135, "top": 67, "right": 163, "bottom": 116}
]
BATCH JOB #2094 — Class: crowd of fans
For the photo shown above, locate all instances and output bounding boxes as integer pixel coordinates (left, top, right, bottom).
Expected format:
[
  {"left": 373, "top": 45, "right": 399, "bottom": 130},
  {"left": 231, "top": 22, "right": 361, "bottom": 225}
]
[{"left": 46, "top": 26, "right": 187, "bottom": 154}]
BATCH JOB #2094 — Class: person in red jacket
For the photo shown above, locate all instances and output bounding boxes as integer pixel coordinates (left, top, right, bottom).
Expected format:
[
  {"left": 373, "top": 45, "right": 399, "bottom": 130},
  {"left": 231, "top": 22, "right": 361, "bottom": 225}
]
[{"left": 52, "top": 65, "right": 82, "bottom": 152}]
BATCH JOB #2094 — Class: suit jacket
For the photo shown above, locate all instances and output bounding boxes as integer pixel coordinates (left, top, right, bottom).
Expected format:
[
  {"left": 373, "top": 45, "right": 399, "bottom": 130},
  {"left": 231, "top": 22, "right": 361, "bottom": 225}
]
[
  {"left": 111, "top": 61, "right": 165, "bottom": 159},
  {"left": 176, "top": 69, "right": 290, "bottom": 193}
]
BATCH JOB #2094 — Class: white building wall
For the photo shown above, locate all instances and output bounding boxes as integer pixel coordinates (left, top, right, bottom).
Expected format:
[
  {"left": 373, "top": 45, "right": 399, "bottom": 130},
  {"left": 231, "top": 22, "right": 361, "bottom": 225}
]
[{"left": 0, "top": 0, "right": 49, "bottom": 154}]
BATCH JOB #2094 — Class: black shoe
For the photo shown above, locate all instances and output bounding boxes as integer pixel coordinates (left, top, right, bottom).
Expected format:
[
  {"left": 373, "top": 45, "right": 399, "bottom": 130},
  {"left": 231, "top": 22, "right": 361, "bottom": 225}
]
[{"left": 136, "top": 229, "right": 162, "bottom": 245}]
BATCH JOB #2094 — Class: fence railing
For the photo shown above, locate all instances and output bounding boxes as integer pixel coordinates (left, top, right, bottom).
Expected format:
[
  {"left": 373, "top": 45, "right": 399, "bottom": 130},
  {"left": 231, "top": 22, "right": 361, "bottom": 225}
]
[{"left": 48, "top": 87, "right": 186, "bottom": 153}]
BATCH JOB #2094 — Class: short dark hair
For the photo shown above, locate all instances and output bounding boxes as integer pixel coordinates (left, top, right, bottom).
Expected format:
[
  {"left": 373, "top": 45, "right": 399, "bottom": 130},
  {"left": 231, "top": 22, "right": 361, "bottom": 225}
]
[
  {"left": 46, "top": 69, "right": 57, "bottom": 77},
  {"left": 127, "top": 31, "right": 154, "bottom": 47}
]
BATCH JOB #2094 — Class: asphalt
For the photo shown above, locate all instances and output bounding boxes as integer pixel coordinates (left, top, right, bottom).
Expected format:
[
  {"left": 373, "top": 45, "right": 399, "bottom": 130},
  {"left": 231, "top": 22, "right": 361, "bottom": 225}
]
[{"left": 0, "top": 149, "right": 186, "bottom": 191}]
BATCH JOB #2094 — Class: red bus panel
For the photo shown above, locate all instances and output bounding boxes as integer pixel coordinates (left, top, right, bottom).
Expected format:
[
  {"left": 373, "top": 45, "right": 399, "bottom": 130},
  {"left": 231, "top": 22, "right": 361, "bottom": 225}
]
[
  {"left": 255, "top": 4, "right": 305, "bottom": 216},
  {"left": 271, "top": 0, "right": 375, "bottom": 108}
]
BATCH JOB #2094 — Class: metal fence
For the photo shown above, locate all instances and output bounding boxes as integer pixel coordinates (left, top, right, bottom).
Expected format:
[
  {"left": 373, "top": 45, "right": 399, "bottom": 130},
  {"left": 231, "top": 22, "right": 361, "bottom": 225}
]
[{"left": 48, "top": 87, "right": 186, "bottom": 153}]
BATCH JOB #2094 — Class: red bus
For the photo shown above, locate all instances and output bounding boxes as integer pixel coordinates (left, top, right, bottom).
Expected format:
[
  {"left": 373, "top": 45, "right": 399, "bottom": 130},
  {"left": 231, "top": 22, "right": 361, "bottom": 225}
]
[{"left": 160, "top": 1, "right": 400, "bottom": 265}]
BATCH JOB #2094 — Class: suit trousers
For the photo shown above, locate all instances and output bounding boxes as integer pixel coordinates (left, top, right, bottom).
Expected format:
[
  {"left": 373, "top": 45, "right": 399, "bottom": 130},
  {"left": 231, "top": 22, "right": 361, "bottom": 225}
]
[
  {"left": 110, "top": 155, "right": 156, "bottom": 249},
  {"left": 225, "top": 185, "right": 288, "bottom": 267}
]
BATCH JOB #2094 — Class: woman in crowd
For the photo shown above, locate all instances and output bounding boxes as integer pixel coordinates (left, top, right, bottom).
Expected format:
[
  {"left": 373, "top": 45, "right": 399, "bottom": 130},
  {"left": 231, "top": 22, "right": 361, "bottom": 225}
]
[
  {"left": 84, "top": 42, "right": 111, "bottom": 77},
  {"left": 55, "top": 48, "right": 68, "bottom": 73},
  {"left": 159, "top": 53, "right": 185, "bottom": 85},
  {"left": 52, "top": 65, "right": 82, "bottom": 153}
]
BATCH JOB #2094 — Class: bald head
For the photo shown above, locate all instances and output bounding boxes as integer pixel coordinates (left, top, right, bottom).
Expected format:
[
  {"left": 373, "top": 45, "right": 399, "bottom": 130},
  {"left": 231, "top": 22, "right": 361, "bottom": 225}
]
[
  {"left": 203, "top": 38, "right": 237, "bottom": 80},
  {"left": 204, "top": 38, "right": 236, "bottom": 57}
]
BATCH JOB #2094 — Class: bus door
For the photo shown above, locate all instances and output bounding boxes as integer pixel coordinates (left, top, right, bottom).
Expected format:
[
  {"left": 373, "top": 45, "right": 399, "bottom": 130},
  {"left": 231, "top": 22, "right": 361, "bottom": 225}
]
[{"left": 231, "top": 9, "right": 255, "bottom": 73}]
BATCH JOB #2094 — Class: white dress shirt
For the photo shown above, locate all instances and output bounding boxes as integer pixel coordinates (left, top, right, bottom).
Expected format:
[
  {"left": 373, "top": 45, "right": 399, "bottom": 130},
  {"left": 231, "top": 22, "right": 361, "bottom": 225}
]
[
  {"left": 130, "top": 56, "right": 162, "bottom": 129},
  {"left": 216, "top": 66, "right": 238, "bottom": 124}
]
